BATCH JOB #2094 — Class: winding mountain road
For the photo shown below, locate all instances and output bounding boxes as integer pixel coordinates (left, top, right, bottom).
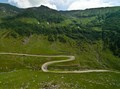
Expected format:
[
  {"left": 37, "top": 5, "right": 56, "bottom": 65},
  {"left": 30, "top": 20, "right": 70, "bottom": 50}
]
[{"left": 0, "top": 52, "right": 119, "bottom": 74}]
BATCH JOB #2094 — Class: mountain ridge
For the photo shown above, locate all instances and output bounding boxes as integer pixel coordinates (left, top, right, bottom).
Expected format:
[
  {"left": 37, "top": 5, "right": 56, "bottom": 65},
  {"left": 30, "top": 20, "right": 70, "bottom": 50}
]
[{"left": 0, "top": 2, "right": 120, "bottom": 70}]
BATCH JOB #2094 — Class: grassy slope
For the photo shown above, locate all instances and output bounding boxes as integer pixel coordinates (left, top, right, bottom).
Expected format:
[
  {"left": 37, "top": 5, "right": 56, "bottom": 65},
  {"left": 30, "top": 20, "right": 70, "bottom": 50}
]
[
  {"left": 0, "top": 32, "right": 120, "bottom": 70},
  {"left": 0, "top": 4, "right": 120, "bottom": 89},
  {"left": 0, "top": 70, "right": 120, "bottom": 89},
  {"left": 0, "top": 33, "right": 120, "bottom": 89}
]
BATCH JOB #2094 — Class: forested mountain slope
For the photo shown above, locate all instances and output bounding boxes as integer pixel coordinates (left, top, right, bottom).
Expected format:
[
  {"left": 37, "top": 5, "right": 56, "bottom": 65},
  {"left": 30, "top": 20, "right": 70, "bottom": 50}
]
[{"left": 0, "top": 3, "right": 120, "bottom": 70}]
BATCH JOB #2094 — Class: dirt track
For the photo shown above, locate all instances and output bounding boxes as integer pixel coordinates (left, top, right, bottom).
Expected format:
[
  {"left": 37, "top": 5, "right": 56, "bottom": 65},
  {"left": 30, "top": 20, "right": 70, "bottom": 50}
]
[{"left": 0, "top": 52, "right": 119, "bottom": 74}]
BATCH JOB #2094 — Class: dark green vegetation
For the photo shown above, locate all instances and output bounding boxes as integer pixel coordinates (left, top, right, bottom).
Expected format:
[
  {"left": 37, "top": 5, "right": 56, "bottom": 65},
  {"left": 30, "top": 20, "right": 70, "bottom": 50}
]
[
  {"left": 103, "top": 11, "right": 120, "bottom": 56},
  {"left": 0, "top": 3, "right": 120, "bottom": 89}
]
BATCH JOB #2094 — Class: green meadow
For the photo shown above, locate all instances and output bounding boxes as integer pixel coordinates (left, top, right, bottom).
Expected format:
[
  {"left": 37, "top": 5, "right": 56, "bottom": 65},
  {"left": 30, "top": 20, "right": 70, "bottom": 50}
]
[{"left": 0, "top": 3, "right": 120, "bottom": 89}]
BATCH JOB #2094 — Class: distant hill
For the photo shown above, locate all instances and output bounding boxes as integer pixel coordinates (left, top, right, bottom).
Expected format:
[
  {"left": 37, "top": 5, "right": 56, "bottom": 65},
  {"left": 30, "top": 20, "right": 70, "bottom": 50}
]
[
  {"left": 0, "top": 3, "right": 22, "bottom": 18},
  {"left": 17, "top": 5, "right": 66, "bottom": 23},
  {"left": 0, "top": 3, "right": 120, "bottom": 58},
  {"left": 61, "top": 6, "right": 120, "bottom": 18}
]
